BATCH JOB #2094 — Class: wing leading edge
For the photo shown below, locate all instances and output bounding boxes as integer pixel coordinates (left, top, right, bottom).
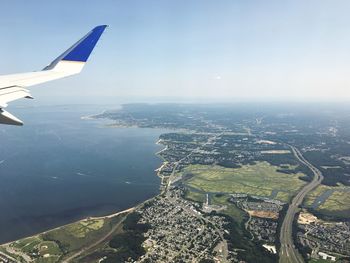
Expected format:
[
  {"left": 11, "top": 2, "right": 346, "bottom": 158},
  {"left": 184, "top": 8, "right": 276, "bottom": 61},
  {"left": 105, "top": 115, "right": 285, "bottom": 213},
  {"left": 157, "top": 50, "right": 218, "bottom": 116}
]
[{"left": 0, "top": 25, "right": 107, "bottom": 125}]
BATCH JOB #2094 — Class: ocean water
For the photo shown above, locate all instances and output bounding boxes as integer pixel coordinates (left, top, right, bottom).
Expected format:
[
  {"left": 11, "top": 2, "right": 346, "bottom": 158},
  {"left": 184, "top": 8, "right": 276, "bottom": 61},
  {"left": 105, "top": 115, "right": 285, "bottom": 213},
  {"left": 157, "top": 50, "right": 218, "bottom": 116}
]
[{"left": 0, "top": 105, "right": 164, "bottom": 243}]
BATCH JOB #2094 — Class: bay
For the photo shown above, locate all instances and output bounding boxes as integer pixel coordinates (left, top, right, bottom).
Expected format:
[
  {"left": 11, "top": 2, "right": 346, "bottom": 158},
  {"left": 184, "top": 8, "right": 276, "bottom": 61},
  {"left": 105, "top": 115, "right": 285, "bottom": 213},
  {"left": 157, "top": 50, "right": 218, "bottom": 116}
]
[{"left": 0, "top": 105, "right": 164, "bottom": 243}]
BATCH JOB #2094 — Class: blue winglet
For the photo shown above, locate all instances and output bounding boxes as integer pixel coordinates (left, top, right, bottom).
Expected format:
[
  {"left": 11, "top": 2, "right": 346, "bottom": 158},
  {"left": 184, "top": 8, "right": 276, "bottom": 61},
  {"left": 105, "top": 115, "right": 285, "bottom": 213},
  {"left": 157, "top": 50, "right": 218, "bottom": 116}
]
[
  {"left": 44, "top": 25, "right": 107, "bottom": 70},
  {"left": 63, "top": 25, "right": 107, "bottom": 62}
]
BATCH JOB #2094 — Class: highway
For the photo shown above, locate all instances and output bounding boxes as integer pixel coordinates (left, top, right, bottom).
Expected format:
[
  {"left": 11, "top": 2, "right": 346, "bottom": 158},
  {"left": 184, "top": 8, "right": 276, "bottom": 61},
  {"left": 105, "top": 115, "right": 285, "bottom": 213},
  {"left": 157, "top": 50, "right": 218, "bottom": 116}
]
[{"left": 279, "top": 146, "right": 324, "bottom": 263}]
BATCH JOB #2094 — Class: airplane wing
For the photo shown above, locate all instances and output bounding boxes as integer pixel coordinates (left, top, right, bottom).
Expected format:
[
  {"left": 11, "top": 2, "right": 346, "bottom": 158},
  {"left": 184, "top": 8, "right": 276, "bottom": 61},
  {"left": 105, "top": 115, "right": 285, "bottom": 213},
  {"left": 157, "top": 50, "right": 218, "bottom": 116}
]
[{"left": 0, "top": 25, "right": 107, "bottom": 126}]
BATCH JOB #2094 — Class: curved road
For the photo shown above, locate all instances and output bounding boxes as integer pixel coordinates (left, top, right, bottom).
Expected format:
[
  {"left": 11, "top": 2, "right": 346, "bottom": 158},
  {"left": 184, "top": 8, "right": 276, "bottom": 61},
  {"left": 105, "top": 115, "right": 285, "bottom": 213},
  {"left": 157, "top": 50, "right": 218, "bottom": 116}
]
[{"left": 279, "top": 146, "right": 323, "bottom": 263}]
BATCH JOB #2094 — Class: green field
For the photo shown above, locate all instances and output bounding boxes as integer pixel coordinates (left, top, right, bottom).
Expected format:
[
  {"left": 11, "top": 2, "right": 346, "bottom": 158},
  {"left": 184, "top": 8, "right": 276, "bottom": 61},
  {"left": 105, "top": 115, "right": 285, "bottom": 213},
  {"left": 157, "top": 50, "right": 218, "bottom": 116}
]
[
  {"left": 184, "top": 189, "right": 246, "bottom": 223},
  {"left": 7, "top": 236, "right": 62, "bottom": 263},
  {"left": 304, "top": 185, "right": 332, "bottom": 206},
  {"left": 0, "top": 215, "right": 125, "bottom": 262},
  {"left": 182, "top": 162, "right": 307, "bottom": 202},
  {"left": 212, "top": 194, "right": 247, "bottom": 223},
  {"left": 184, "top": 189, "right": 206, "bottom": 203},
  {"left": 305, "top": 184, "right": 350, "bottom": 217},
  {"left": 64, "top": 218, "right": 105, "bottom": 238}
]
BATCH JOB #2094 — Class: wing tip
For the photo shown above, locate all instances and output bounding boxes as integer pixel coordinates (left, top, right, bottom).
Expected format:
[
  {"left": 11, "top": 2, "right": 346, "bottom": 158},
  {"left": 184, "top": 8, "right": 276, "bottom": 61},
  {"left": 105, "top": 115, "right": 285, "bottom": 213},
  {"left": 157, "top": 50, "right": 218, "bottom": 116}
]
[
  {"left": 94, "top": 25, "right": 108, "bottom": 30},
  {"left": 61, "top": 25, "right": 108, "bottom": 63},
  {"left": 44, "top": 24, "right": 108, "bottom": 70}
]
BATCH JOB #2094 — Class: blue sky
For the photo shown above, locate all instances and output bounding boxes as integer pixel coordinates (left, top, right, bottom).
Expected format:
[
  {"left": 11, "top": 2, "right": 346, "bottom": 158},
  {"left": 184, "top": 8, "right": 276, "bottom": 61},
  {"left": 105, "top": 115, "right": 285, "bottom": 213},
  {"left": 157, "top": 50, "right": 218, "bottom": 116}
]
[{"left": 1, "top": 0, "right": 350, "bottom": 104}]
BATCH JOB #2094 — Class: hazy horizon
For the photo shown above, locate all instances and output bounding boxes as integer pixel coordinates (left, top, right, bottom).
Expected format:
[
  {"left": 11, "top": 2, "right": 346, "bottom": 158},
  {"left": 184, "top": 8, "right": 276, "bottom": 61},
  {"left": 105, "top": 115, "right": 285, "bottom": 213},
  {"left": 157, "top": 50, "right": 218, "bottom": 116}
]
[
  {"left": 10, "top": 95, "right": 350, "bottom": 108},
  {"left": 2, "top": 0, "right": 350, "bottom": 104}
]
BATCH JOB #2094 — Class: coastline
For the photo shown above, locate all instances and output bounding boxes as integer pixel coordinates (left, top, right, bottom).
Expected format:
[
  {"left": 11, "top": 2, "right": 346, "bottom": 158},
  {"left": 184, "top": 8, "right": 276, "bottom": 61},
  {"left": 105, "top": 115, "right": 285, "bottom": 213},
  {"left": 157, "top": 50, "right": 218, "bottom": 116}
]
[
  {"left": 89, "top": 207, "right": 135, "bottom": 220},
  {"left": 0, "top": 206, "right": 136, "bottom": 246},
  {"left": 0, "top": 124, "right": 168, "bottom": 246}
]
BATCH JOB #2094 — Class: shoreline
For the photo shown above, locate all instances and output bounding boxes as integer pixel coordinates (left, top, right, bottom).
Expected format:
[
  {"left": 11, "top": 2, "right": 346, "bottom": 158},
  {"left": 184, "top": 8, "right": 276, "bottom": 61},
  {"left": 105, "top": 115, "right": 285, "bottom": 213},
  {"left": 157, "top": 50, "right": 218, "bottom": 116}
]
[
  {"left": 0, "top": 125, "right": 168, "bottom": 247},
  {"left": 0, "top": 206, "right": 136, "bottom": 246}
]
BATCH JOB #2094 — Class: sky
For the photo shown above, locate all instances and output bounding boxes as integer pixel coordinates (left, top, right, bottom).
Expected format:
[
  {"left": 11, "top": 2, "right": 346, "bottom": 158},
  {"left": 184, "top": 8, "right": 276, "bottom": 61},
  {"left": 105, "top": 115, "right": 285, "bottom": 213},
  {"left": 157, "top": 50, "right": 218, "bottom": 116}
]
[{"left": 2, "top": 0, "right": 350, "bottom": 104}]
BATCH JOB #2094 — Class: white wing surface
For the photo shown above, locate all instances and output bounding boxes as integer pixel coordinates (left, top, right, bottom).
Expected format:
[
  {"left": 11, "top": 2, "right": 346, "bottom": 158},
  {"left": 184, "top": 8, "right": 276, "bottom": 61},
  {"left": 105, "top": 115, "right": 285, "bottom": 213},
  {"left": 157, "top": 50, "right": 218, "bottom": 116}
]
[{"left": 0, "top": 25, "right": 107, "bottom": 125}]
